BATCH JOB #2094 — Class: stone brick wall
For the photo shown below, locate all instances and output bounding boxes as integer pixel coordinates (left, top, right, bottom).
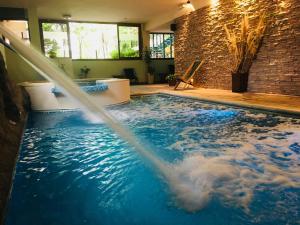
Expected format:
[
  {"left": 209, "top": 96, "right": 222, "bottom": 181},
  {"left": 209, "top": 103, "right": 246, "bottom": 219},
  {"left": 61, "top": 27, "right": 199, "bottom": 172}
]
[{"left": 174, "top": 0, "right": 300, "bottom": 96}]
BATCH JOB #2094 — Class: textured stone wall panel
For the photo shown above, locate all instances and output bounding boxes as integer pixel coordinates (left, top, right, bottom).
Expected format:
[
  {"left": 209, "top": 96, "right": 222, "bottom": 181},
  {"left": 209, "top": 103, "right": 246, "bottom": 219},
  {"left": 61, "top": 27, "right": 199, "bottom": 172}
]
[{"left": 174, "top": 0, "right": 300, "bottom": 96}]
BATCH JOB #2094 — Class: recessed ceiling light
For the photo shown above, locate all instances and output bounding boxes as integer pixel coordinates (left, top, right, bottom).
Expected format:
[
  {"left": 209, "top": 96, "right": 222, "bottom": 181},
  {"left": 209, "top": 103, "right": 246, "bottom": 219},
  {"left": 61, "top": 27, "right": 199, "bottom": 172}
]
[{"left": 62, "top": 14, "right": 72, "bottom": 20}]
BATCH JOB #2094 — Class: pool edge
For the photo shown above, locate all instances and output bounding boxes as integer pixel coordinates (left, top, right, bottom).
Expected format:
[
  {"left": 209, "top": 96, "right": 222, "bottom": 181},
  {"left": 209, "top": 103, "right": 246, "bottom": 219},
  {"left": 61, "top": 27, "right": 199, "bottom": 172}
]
[{"left": 131, "top": 92, "right": 300, "bottom": 116}]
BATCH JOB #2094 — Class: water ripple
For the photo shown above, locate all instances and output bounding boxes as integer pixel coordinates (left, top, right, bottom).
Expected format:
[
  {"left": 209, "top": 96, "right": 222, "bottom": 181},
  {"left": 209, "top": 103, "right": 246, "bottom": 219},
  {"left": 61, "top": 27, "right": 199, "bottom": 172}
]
[{"left": 6, "top": 94, "right": 300, "bottom": 225}]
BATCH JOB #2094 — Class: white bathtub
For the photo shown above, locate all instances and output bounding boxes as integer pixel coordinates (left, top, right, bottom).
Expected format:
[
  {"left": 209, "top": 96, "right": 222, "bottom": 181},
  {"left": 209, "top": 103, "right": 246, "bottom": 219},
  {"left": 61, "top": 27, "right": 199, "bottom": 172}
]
[{"left": 20, "top": 78, "right": 130, "bottom": 111}]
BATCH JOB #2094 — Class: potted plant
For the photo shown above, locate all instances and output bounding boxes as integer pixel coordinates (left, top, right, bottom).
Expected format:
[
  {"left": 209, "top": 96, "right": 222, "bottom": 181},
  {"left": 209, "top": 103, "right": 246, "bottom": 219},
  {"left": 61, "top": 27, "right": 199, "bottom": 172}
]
[
  {"left": 80, "top": 66, "right": 90, "bottom": 79},
  {"left": 166, "top": 74, "right": 177, "bottom": 86},
  {"left": 224, "top": 13, "right": 267, "bottom": 92},
  {"left": 143, "top": 47, "right": 155, "bottom": 84},
  {"left": 48, "top": 49, "right": 57, "bottom": 59},
  {"left": 45, "top": 39, "right": 59, "bottom": 59}
]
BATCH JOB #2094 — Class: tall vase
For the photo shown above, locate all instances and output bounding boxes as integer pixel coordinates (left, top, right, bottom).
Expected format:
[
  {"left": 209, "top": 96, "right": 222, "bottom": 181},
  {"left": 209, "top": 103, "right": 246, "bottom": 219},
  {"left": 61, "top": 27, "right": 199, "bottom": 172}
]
[{"left": 231, "top": 72, "right": 249, "bottom": 93}]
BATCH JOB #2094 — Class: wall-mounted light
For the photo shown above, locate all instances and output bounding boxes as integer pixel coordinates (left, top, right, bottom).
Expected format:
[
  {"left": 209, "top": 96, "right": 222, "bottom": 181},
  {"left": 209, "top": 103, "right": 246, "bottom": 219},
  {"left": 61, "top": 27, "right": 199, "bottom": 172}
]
[
  {"left": 62, "top": 14, "right": 72, "bottom": 20},
  {"left": 211, "top": 0, "right": 219, "bottom": 7},
  {"left": 182, "top": 0, "right": 195, "bottom": 11}
]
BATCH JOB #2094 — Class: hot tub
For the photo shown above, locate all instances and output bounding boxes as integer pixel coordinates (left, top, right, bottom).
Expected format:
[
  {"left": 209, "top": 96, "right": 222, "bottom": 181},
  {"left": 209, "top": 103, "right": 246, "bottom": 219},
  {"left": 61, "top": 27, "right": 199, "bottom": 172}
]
[{"left": 20, "top": 78, "right": 130, "bottom": 111}]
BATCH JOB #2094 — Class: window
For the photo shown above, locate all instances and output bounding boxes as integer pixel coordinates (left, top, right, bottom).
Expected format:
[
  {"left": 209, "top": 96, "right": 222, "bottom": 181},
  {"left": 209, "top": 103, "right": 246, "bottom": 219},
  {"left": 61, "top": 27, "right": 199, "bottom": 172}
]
[
  {"left": 40, "top": 20, "right": 142, "bottom": 60},
  {"left": 41, "top": 22, "right": 70, "bottom": 58},
  {"left": 118, "top": 25, "right": 140, "bottom": 58},
  {"left": 2, "top": 20, "right": 30, "bottom": 45},
  {"left": 69, "top": 22, "right": 119, "bottom": 59},
  {"left": 150, "top": 33, "right": 174, "bottom": 59}
]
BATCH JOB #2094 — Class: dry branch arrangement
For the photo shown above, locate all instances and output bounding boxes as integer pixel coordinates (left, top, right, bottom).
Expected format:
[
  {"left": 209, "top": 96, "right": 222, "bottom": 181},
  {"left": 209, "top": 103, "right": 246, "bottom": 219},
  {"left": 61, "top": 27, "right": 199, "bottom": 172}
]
[{"left": 224, "top": 13, "right": 267, "bottom": 74}]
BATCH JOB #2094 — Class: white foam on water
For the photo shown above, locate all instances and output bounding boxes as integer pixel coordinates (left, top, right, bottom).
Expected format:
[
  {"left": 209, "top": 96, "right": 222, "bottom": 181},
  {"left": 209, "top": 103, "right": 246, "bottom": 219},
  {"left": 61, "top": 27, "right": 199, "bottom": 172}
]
[
  {"left": 83, "top": 111, "right": 104, "bottom": 123},
  {"left": 166, "top": 121, "right": 300, "bottom": 212}
]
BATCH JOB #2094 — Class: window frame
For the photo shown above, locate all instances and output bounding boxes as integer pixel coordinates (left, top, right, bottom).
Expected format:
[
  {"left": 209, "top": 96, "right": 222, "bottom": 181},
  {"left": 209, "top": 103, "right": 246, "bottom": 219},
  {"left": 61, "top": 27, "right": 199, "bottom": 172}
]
[
  {"left": 39, "top": 19, "right": 142, "bottom": 61},
  {"left": 117, "top": 23, "right": 143, "bottom": 60},
  {"left": 149, "top": 32, "right": 174, "bottom": 60},
  {"left": 39, "top": 19, "right": 72, "bottom": 58}
]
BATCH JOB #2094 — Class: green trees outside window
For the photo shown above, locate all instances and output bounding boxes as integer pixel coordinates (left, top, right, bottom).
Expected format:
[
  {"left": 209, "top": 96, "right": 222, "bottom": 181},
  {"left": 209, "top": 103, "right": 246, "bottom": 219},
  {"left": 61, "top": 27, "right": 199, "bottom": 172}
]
[
  {"left": 41, "top": 23, "right": 70, "bottom": 58},
  {"left": 69, "top": 23, "right": 118, "bottom": 59},
  {"left": 40, "top": 20, "right": 141, "bottom": 60},
  {"left": 118, "top": 26, "right": 140, "bottom": 58}
]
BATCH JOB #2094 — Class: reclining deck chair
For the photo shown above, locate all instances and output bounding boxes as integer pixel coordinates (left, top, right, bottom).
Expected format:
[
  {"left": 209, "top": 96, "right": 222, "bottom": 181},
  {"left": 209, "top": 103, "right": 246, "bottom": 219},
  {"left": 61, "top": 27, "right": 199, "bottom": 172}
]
[{"left": 174, "top": 59, "right": 204, "bottom": 90}]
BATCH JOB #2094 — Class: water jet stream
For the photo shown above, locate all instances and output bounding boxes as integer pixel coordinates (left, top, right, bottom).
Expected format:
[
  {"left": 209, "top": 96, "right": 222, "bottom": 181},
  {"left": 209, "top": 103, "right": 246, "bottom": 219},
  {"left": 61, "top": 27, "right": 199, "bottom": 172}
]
[
  {"left": 0, "top": 23, "right": 192, "bottom": 206},
  {"left": 0, "top": 23, "right": 171, "bottom": 170}
]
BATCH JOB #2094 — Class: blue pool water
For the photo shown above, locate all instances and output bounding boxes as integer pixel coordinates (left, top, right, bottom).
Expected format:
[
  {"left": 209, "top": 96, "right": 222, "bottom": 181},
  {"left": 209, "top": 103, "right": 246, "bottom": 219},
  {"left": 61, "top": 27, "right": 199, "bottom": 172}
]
[{"left": 5, "top": 94, "right": 300, "bottom": 225}]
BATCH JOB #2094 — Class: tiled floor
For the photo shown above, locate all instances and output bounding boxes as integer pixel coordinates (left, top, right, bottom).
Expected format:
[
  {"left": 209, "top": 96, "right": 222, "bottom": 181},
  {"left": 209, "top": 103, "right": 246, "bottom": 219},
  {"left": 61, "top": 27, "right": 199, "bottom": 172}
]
[{"left": 130, "top": 84, "right": 300, "bottom": 115}]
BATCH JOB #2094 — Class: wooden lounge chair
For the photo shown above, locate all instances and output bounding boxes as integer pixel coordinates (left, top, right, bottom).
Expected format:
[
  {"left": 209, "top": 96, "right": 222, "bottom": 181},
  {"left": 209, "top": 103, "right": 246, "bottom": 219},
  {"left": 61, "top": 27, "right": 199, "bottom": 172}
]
[{"left": 174, "top": 59, "right": 204, "bottom": 90}]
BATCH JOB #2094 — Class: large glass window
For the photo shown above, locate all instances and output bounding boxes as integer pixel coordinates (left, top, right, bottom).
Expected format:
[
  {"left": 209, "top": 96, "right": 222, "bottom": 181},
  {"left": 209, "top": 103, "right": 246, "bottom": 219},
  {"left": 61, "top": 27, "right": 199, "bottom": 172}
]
[
  {"left": 118, "top": 25, "right": 140, "bottom": 58},
  {"left": 40, "top": 21, "right": 141, "bottom": 60},
  {"left": 69, "top": 22, "right": 118, "bottom": 59},
  {"left": 150, "top": 33, "right": 174, "bottom": 59},
  {"left": 41, "top": 22, "right": 70, "bottom": 58}
]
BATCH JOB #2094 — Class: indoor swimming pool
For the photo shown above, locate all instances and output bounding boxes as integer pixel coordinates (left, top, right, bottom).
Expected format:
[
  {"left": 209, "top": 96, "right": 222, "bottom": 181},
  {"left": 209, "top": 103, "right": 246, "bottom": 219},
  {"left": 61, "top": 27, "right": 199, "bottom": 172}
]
[{"left": 5, "top": 94, "right": 300, "bottom": 225}]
